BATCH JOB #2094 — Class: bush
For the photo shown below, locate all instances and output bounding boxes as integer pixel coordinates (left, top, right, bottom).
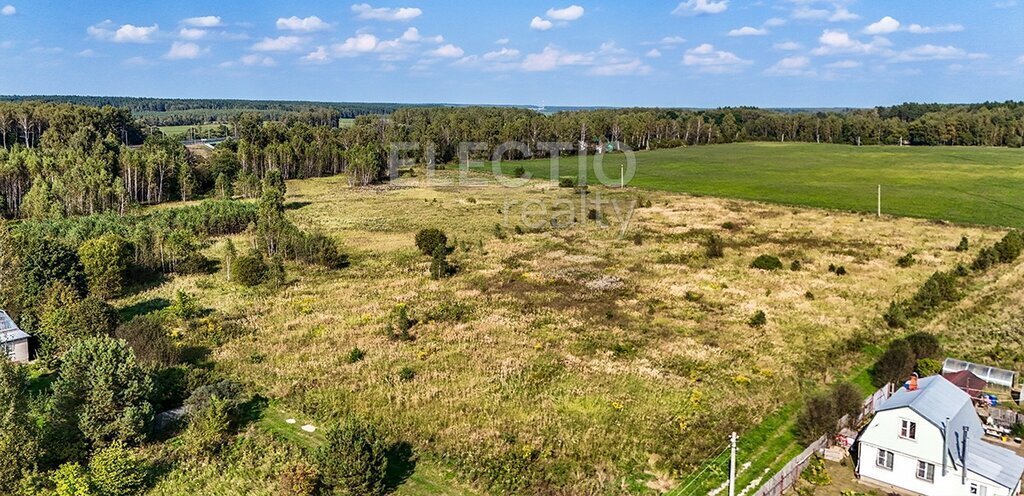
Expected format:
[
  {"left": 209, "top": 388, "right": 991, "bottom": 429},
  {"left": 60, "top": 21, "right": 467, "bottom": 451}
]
[
  {"left": 115, "top": 315, "right": 179, "bottom": 367},
  {"left": 751, "top": 255, "right": 783, "bottom": 271},
  {"left": 398, "top": 367, "right": 416, "bottom": 381},
  {"left": 917, "top": 358, "right": 942, "bottom": 376},
  {"left": 315, "top": 418, "right": 390, "bottom": 496},
  {"left": 956, "top": 235, "right": 969, "bottom": 252},
  {"left": 790, "top": 260, "right": 802, "bottom": 271},
  {"left": 51, "top": 463, "right": 91, "bottom": 496},
  {"left": 185, "top": 379, "right": 246, "bottom": 420},
  {"left": 347, "top": 348, "right": 365, "bottom": 364},
  {"left": 279, "top": 462, "right": 319, "bottom": 496},
  {"left": 297, "top": 232, "right": 349, "bottom": 269},
  {"left": 904, "top": 332, "right": 941, "bottom": 361},
  {"left": 232, "top": 252, "right": 269, "bottom": 287},
  {"left": 415, "top": 228, "right": 448, "bottom": 256},
  {"left": 835, "top": 266, "right": 847, "bottom": 276},
  {"left": 430, "top": 244, "right": 455, "bottom": 279},
  {"left": 88, "top": 440, "right": 147, "bottom": 496},
  {"left": 995, "top": 230, "right": 1023, "bottom": 263},
  {"left": 705, "top": 234, "right": 725, "bottom": 259},
  {"left": 896, "top": 253, "right": 915, "bottom": 268},
  {"left": 511, "top": 166, "right": 527, "bottom": 178},
  {"left": 181, "top": 396, "right": 232, "bottom": 459},
  {"left": 796, "top": 392, "right": 836, "bottom": 444},
  {"left": 972, "top": 247, "right": 999, "bottom": 271},
  {"left": 872, "top": 339, "right": 916, "bottom": 387},
  {"left": 78, "top": 234, "right": 131, "bottom": 299},
  {"left": 558, "top": 177, "right": 576, "bottom": 188},
  {"left": 387, "top": 305, "right": 417, "bottom": 341},
  {"left": 748, "top": 310, "right": 767, "bottom": 328}
]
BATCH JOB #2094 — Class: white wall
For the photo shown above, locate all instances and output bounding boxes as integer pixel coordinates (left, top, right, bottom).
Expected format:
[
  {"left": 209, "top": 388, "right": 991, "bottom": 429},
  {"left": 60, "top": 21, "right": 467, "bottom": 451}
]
[{"left": 858, "top": 409, "right": 1011, "bottom": 496}]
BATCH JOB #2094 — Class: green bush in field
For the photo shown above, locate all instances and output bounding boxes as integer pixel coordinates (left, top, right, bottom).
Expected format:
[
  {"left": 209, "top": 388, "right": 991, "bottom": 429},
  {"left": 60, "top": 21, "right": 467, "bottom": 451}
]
[
  {"left": 916, "top": 358, "right": 942, "bottom": 376},
  {"left": 748, "top": 310, "right": 767, "bottom": 328},
  {"left": 511, "top": 166, "right": 527, "bottom": 178},
  {"left": 558, "top": 177, "right": 576, "bottom": 188},
  {"left": 279, "top": 462, "right": 319, "bottom": 496},
  {"left": 796, "top": 382, "right": 862, "bottom": 444},
  {"left": 51, "top": 462, "right": 91, "bottom": 496},
  {"left": 78, "top": 234, "right": 131, "bottom": 299},
  {"left": 904, "top": 332, "right": 941, "bottom": 361},
  {"left": 872, "top": 339, "right": 916, "bottom": 387},
  {"left": 415, "top": 228, "right": 448, "bottom": 256},
  {"left": 751, "top": 255, "right": 783, "bottom": 271},
  {"left": 705, "top": 234, "right": 725, "bottom": 259},
  {"left": 232, "top": 252, "right": 269, "bottom": 287},
  {"left": 88, "top": 440, "right": 148, "bottom": 496},
  {"left": 896, "top": 253, "right": 915, "bottom": 268},
  {"left": 347, "top": 347, "right": 365, "bottom": 363},
  {"left": 315, "top": 418, "right": 390, "bottom": 496},
  {"left": 398, "top": 366, "right": 416, "bottom": 381},
  {"left": 956, "top": 235, "right": 969, "bottom": 252}
]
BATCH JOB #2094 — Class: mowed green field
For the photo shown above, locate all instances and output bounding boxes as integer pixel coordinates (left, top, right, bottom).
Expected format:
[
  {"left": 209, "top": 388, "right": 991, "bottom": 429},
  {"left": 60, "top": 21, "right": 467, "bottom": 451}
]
[
  {"left": 158, "top": 123, "right": 226, "bottom": 137},
  {"left": 503, "top": 143, "right": 1024, "bottom": 227}
]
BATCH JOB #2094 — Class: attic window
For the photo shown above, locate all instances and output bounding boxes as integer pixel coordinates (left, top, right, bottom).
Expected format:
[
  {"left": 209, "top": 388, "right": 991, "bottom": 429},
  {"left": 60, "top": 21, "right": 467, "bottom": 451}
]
[{"left": 900, "top": 419, "right": 917, "bottom": 440}]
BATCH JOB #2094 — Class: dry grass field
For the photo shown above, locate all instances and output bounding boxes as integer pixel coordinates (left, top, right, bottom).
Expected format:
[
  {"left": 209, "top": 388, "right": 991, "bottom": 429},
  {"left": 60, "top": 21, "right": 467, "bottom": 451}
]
[{"left": 121, "top": 170, "right": 1003, "bottom": 494}]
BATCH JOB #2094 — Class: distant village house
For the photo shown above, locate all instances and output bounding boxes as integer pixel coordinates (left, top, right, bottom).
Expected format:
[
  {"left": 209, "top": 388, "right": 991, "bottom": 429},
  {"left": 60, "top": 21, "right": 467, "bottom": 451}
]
[{"left": 0, "top": 310, "right": 31, "bottom": 364}]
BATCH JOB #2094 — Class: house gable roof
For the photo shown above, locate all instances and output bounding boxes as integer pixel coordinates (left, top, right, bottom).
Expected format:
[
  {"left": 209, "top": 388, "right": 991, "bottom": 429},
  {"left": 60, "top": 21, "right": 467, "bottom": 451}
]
[{"left": 0, "top": 310, "right": 30, "bottom": 344}]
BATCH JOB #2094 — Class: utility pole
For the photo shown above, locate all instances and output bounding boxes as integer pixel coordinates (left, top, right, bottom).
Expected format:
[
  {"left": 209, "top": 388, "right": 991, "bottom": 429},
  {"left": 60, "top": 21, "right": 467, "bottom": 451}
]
[
  {"left": 729, "top": 432, "right": 737, "bottom": 496},
  {"left": 877, "top": 185, "right": 881, "bottom": 218},
  {"left": 620, "top": 163, "right": 624, "bottom": 188}
]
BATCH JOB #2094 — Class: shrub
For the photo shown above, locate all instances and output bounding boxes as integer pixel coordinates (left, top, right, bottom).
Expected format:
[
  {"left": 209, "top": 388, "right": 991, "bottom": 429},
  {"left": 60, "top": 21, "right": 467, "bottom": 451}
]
[
  {"left": 511, "top": 166, "right": 527, "bottom": 178},
  {"left": 916, "top": 358, "right": 942, "bottom": 376},
  {"left": 883, "top": 301, "right": 909, "bottom": 328},
  {"left": 748, "top": 310, "right": 767, "bottom": 328},
  {"left": 415, "top": 228, "right": 448, "bottom": 256},
  {"left": 398, "top": 367, "right": 416, "bottom": 381},
  {"left": 430, "top": 244, "right": 455, "bottom": 279},
  {"left": 78, "top": 234, "right": 131, "bottom": 299},
  {"left": 233, "top": 252, "right": 269, "bottom": 287},
  {"left": 831, "top": 382, "right": 862, "bottom": 421},
  {"left": 181, "top": 396, "right": 232, "bottom": 459},
  {"left": 796, "top": 392, "right": 836, "bottom": 444},
  {"left": 705, "top": 234, "right": 725, "bottom": 259},
  {"left": 828, "top": 263, "right": 837, "bottom": 273},
  {"left": 185, "top": 379, "right": 246, "bottom": 420},
  {"left": 347, "top": 348, "right": 366, "bottom": 364},
  {"left": 896, "top": 253, "right": 915, "bottom": 268},
  {"left": 972, "top": 247, "right": 999, "bottom": 271},
  {"left": 956, "top": 236, "right": 969, "bottom": 252},
  {"left": 835, "top": 266, "right": 847, "bottom": 276},
  {"left": 558, "top": 177, "right": 576, "bottom": 188},
  {"left": 804, "top": 291, "right": 815, "bottom": 300},
  {"left": 751, "top": 255, "right": 783, "bottom": 271},
  {"left": 904, "top": 332, "right": 941, "bottom": 360},
  {"left": 790, "top": 260, "right": 802, "bottom": 271},
  {"left": 387, "top": 305, "right": 417, "bottom": 341},
  {"left": 51, "top": 463, "right": 91, "bottom": 496},
  {"left": 721, "top": 221, "right": 739, "bottom": 231},
  {"left": 872, "top": 339, "right": 916, "bottom": 387},
  {"left": 315, "top": 418, "right": 390, "bottom": 496},
  {"left": 297, "top": 232, "right": 349, "bottom": 269},
  {"left": 279, "top": 462, "right": 319, "bottom": 496},
  {"left": 88, "top": 440, "right": 147, "bottom": 496},
  {"left": 995, "top": 230, "right": 1023, "bottom": 263},
  {"left": 115, "top": 315, "right": 179, "bottom": 367}
]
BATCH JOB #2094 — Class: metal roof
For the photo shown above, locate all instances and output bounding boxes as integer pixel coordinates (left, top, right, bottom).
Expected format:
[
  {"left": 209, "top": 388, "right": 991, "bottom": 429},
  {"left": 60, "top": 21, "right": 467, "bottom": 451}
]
[
  {"left": 942, "top": 358, "right": 1017, "bottom": 388},
  {"left": 0, "top": 310, "right": 29, "bottom": 344},
  {"left": 878, "top": 375, "right": 1024, "bottom": 489}
]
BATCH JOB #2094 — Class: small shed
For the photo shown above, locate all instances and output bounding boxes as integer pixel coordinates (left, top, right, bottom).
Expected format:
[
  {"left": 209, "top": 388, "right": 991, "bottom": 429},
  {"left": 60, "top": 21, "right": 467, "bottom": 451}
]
[
  {"left": 0, "top": 310, "right": 31, "bottom": 364},
  {"left": 943, "top": 369, "right": 988, "bottom": 404},
  {"left": 942, "top": 357, "right": 1016, "bottom": 390}
]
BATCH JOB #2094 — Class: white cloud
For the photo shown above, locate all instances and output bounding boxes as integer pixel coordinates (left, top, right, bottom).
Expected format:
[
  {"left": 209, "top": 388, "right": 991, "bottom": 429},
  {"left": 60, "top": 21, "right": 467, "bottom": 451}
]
[
  {"left": 864, "top": 16, "right": 901, "bottom": 35},
  {"left": 400, "top": 27, "right": 442, "bottom": 43},
  {"left": 659, "top": 36, "right": 687, "bottom": 45},
  {"left": 530, "top": 16, "right": 553, "bottom": 30},
  {"left": 351, "top": 3, "right": 422, "bottom": 22},
  {"left": 906, "top": 23, "right": 964, "bottom": 34},
  {"left": 728, "top": 26, "right": 768, "bottom": 36},
  {"left": 1, "top": 5, "right": 14, "bottom": 16},
  {"left": 811, "top": 29, "right": 890, "bottom": 55},
  {"left": 276, "top": 16, "right": 330, "bottom": 32},
  {"left": 546, "top": 5, "right": 585, "bottom": 21},
  {"left": 302, "top": 46, "right": 331, "bottom": 63},
  {"left": 88, "top": 21, "right": 160, "bottom": 43},
  {"left": 773, "top": 41, "right": 802, "bottom": 51},
  {"left": 78, "top": 49, "right": 96, "bottom": 57},
  {"left": 995, "top": 0, "right": 1017, "bottom": 7},
  {"left": 764, "top": 17, "right": 787, "bottom": 27},
  {"left": 241, "top": 54, "right": 276, "bottom": 66},
  {"left": 672, "top": 0, "right": 728, "bottom": 15},
  {"left": 889, "top": 44, "right": 987, "bottom": 62},
  {"left": 682, "top": 43, "right": 750, "bottom": 73},
  {"left": 164, "top": 41, "right": 205, "bottom": 60},
  {"left": 123, "top": 56, "right": 154, "bottom": 66},
  {"left": 521, "top": 45, "right": 594, "bottom": 71},
  {"left": 826, "top": 59, "right": 861, "bottom": 68},
  {"left": 251, "top": 36, "right": 305, "bottom": 52},
  {"left": 792, "top": 6, "right": 830, "bottom": 20},
  {"left": 482, "top": 47, "right": 520, "bottom": 60},
  {"left": 829, "top": 7, "right": 859, "bottom": 22},
  {"left": 427, "top": 44, "right": 464, "bottom": 58},
  {"left": 646, "top": 48, "right": 662, "bottom": 58},
  {"left": 496, "top": 38, "right": 510, "bottom": 45},
  {"left": 332, "top": 33, "right": 379, "bottom": 56},
  {"left": 766, "top": 55, "right": 814, "bottom": 76},
  {"left": 179, "top": 28, "right": 207, "bottom": 40},
  {"left": 1017, "top": 54, "right": 1024, "bottom": 64},
  {"left": 182, "top": 16, "right": 222, "bottom": 27},
  {"left": 589, "top": 59, "right": 651, "bottom": 76}
]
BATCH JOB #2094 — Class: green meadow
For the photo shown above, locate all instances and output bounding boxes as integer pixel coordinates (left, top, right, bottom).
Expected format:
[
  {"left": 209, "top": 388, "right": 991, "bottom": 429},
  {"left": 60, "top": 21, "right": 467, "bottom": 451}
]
[{"left": 503, "top": 143, "right": 1024, "bottom": 227}]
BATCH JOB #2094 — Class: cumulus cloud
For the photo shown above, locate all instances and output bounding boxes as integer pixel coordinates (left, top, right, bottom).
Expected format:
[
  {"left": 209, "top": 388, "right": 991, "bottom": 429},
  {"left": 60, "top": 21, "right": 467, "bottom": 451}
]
[
  {"left": 483, "top": 47, "right": 520, "bottom": 60},
  {"left": 427, "top": 44, "right": 464, "bottom": 58},
  {"left": 646, "top": 48, "right": 662, "bottom": 58},
  {"left": 88, "top": 21, "right": 160, "bottom": 43},
  {"left": 351, "top": 3, "right": 422, "bottom": 22},
  {"left": 401, "top": 27, "right": 443, "bottom": 43},
  {"left": 179, "top": 28, "right": 207, "bottom": 40},
  {"left": 829, "top": 7, "right": 859, "bottom": 22},
  {"left": 728, "top": 26, "right": 768, "bottom": 36},
  {"left": 546, "top": 5, "right": 585, "bottom": 21},
  {"left": 123, "top": 56, "right": 154, "bottom": 66},
  {"left": 1, "top": 5, "right": 15, "bottom": 16},
  {"left": 672, "top": 0, "right": 728, "bottom": 15},
  {"left": 864, "top": 16, "right": 900, "bottom": 35},
  {"left": 164, "top": 41, "right": 205, "bottom": 60},
  {"left": 764, "top": 17, "right": 787, "bottom": 27},
  {"left": 530, "top": 16, "right": 553, "bottom": 30},
  {"left": 495, "top": 38, "right": 510, "bottom": 45},
  {"left": 811, "top": 29, "right": 890, "bottom": 55},
  {"left": 589, "top": 59, "right": 650, "bottom": 76},
  {"left": 302, "top": 46, "right": 331, "bottom": 63},
  {"left": 276, "top": 16, "right": 330, "bottom": 32},
  {"left": 765, "top": 55, "right": 814, "bottom": 76},
  {"left": 241, "top": 54, "right": 276, "bottom": 66},
  {"left": 333, "top": 33, "right": 379, "bottom": 56},
  {"left": 906, "top": 23, "right": 964, "bottom": 34},
  {"left": 251, "top": 36, "right": 305, "bottom": 52},
  {"left": 182, "top": 16, "right": 222, "bottom": 27},
  {"left": 825, "top": 59, "right": 861, "bottom": 68},
  {"left": 682, "top": 43, "right": 751, "bottom": 73},
  {"left": 521, "top": 45, "right": 594, "bottom": 71},
  {"left": 889, "top": 44, "right": 987, "bottom": 62}
]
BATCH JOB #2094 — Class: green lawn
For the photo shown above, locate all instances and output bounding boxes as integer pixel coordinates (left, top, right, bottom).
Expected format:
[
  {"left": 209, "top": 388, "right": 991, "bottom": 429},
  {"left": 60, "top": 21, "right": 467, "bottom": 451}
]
[
  {"left": 158, "top": 124, "right": 227, "bottom": 138},
  {"left": 502, "top": 143, "right": 1024, "bottom": 227}
]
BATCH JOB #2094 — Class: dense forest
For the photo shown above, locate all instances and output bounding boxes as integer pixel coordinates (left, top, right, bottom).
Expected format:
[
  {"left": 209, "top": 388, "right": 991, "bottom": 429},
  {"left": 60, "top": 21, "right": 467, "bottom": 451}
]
[{"left": 1, "top": 99, "right": 1022, "bottom": 220}]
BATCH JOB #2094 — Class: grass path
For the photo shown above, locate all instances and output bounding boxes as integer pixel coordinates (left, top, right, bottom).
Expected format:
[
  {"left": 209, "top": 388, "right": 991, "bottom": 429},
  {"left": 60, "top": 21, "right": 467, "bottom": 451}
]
[{"left": 258, "top": 404, "right": 481, "bottom": 496}]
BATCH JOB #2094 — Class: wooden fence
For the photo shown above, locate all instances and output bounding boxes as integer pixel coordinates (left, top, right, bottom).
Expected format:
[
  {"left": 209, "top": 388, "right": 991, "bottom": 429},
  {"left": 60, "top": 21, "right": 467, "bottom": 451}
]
[{"left": 751, "top": 384, "right": 893, "bottom": 496}]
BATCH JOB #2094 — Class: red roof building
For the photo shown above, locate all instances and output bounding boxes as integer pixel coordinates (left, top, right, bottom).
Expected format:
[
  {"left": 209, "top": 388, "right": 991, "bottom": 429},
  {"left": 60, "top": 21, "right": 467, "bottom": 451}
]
[{"left": 942, "top": 369, "right": 987, "bottom": 401}]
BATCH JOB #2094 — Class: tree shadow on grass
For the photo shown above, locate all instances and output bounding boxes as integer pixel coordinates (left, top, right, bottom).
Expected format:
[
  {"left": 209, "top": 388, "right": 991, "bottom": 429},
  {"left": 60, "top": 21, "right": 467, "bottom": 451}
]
[
  {"left": 384, "top": 441, "right": 418, "bottom": 493},
  {"left": 284, "top": 201, "right": 313, "bottom": 211},
  {"left": 119, "top": 297, "right": 171, "bottom": 321},
  {"left": 237, "top": 394, "right": 270, "bottom": 430}
]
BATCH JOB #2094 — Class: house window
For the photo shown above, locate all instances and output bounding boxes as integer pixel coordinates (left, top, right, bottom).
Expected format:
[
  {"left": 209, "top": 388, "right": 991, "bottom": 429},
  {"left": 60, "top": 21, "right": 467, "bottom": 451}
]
[
  {"left": 876, "top": 448, "right": 894, "bottom": 470},
  {"left": 900, "top": 419, "right": 917, "bottom": 440},
  {"left": 971, "top": 483, "right": 988, "bottom": 496},
  {"left": 916, "top": 461, "right": 935, "bottom": 482},
  {"left": 1, "top": 343, "right": 12, "bottom": 359}
]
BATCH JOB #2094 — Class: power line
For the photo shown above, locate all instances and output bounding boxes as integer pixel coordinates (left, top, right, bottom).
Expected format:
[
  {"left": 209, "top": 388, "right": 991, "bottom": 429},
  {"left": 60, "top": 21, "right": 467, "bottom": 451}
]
[{"left": 669, "top": 442, "right": 734, "bottom": 496}]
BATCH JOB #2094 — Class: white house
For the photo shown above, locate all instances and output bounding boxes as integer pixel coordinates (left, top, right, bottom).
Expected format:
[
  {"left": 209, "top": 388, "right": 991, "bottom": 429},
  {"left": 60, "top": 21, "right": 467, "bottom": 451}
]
[
  {"left": 0, "top": 310, "right": 31, "bottom": 363},
  {"left": 857, "top": 375, "right": 1024, "bottom": 496}
]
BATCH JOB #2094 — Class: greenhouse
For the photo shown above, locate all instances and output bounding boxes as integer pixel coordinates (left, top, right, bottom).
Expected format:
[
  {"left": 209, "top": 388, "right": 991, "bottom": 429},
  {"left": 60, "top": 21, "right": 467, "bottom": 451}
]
[{"left": 942, "top": 357, "right": 1017, "bottom": 390}]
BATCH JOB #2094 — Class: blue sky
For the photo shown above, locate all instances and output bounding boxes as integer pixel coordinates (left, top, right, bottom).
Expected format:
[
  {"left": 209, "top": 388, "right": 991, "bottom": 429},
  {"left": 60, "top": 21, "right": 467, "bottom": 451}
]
[{"left": 0, "top": 1, "right": 1022, "bottom": 107}]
